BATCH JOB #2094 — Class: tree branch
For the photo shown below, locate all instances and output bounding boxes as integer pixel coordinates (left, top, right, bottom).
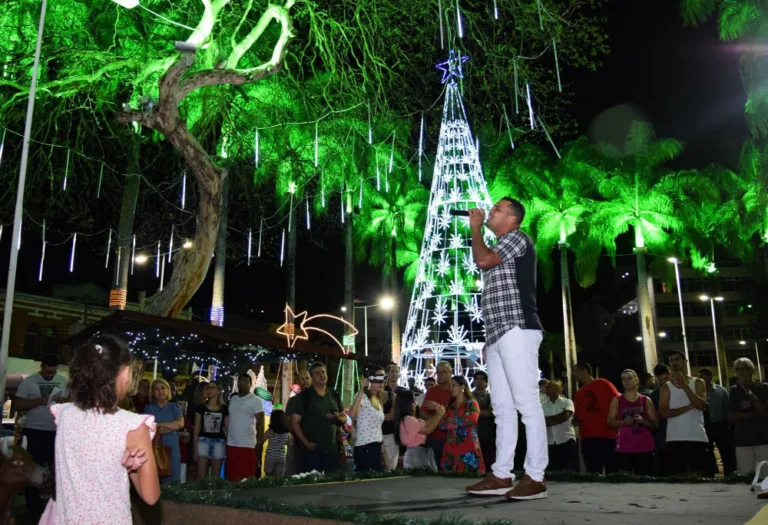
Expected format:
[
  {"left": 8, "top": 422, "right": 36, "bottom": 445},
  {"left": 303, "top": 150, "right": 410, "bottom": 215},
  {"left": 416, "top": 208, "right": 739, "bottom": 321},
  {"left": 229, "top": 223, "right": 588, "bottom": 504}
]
[{"left": 225, "top": 1, "right": 294, "bottom": 70}]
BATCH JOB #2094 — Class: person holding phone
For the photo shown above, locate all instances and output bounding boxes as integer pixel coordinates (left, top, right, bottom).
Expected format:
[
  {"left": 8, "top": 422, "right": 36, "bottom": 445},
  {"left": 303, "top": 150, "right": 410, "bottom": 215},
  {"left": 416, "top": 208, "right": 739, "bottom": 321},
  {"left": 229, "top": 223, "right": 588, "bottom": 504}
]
[
  {"left": 349, "top": 367, "right": 387, "bottom": 471},
  {"left": 729, "top": 357, "right": 768, "bottom": 475}
]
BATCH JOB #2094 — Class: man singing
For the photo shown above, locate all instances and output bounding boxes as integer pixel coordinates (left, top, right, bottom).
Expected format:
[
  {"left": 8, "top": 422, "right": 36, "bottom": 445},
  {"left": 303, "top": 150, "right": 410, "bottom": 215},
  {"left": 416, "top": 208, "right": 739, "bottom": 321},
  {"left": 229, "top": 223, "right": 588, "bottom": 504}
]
[{"left": 465, "top": 198, "right": 548, "bottom": 500}]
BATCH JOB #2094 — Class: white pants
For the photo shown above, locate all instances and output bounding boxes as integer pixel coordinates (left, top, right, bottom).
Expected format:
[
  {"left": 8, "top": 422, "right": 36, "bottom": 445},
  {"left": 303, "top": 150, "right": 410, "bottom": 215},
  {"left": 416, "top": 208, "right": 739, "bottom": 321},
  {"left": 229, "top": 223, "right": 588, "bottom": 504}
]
[
  {"left": 487, "top": 327, "right": 548, "bottom": 482},
  {"left": 382, "top": 434, "right": 399, "bottom": 471},
  {"left": 736, "top": 445, "right": 768, "bottom": 475}
]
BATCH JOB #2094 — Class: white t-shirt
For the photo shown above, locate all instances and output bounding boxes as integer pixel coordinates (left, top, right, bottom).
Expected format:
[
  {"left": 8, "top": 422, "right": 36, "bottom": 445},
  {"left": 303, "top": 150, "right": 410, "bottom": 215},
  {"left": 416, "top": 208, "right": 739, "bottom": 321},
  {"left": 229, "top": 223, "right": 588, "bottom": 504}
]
[
  {"left": 16, "top": 373, "right": 68, "bottom": 431},
  {"left": 542, "top": 396, "right": 576, "bottom": 445},
  {"left": 355, "top": 394, "right": 384, "bottom": 447},
  {"left": 226, "top": 393, "right": 264, "bottom": 448}
]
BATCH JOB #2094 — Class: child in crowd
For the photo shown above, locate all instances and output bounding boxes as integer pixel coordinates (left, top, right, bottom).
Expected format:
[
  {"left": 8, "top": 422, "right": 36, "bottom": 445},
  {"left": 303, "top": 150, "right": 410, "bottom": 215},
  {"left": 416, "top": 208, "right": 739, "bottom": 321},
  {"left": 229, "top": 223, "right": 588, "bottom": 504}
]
[
  {"left": 46, "top": 335, "right": 159, "bottom": 525},
  {"left": 194, "top": 382, "right": 229, "bottom": 479},
  {"left": 394, "top": 390, "right": 445, "bottom": 470},
  {"left": 264, "top": 409, "right": 291, "bottom": 477}
]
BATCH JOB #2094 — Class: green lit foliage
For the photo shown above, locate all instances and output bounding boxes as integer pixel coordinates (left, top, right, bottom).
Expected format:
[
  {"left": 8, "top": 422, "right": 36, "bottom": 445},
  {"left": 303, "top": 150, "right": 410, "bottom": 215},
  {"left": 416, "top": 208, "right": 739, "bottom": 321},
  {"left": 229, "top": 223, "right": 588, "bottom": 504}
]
[{"left": 680, "top": 0, "right": 768, "bottom": 137}]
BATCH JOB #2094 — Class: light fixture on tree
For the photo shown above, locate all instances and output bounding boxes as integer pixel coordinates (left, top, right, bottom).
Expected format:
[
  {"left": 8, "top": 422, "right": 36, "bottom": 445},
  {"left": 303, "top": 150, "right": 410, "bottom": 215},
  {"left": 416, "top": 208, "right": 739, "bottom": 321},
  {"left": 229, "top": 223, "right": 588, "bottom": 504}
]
[
  {"left": 183, "top": 239, "right": 193, "bottom": 249},
  {"left": 134, "top": 254, "right": 149, "bottom": 264}
]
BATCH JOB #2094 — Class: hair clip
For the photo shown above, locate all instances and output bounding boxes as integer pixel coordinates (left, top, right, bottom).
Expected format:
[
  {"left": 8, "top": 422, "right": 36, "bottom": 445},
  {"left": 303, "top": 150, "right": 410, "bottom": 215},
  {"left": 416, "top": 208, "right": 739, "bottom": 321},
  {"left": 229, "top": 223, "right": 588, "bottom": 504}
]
[{"left": 94, "top": 344, "right": 104, "bottom": 354}]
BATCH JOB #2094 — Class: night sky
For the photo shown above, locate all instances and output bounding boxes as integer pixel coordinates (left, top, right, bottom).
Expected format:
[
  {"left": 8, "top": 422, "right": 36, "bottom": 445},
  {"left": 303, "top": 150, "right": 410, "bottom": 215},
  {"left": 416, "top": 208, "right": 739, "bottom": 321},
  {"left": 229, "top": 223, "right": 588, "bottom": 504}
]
[{"left": 1, "top": 0, "right": 752, "bottom": 343}]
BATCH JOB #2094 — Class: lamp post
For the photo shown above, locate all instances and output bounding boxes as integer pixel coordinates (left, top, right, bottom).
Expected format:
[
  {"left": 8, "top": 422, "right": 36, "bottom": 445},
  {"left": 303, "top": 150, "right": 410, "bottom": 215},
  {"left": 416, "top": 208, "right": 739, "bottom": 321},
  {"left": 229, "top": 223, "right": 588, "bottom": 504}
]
[
  {"left": 700, "top": 295, "right": 724, "bottom": 385},
  {"left": 342, "top": 297, "right": 394, "bottom": 357},
  {"left": 0, "top": 0, "right": 48, "bottom": 399},
  {"left": 739, "top": 340, "right": 763, "bottom": 381},
  {"left": 668, "top": 257, "right": 691, "bottom": 374}
]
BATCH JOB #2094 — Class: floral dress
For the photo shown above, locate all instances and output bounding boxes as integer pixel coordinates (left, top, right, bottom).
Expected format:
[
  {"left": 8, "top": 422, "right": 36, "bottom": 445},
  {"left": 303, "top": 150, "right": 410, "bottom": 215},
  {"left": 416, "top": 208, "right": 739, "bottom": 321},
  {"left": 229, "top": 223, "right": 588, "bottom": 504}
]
[{"left": 438, "top": 398, "right": 485, "bottom": 473}]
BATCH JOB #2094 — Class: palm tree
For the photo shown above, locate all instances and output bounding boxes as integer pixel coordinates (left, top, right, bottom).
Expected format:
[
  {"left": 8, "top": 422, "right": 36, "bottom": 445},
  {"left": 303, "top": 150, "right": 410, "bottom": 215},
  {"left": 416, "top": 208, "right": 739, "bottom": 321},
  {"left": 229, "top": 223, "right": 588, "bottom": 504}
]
[
  {"left": 354, "top": 173, "right": 429, "bottom": 363},
  {"left": 490, "top": 139, "right": 603, "bottom": 394},
  {"left": 680, "top": 0, "right": 768, "bottom": 137},
  {"left": 592, "top": 122, "right": 685, "bottom": 372}
]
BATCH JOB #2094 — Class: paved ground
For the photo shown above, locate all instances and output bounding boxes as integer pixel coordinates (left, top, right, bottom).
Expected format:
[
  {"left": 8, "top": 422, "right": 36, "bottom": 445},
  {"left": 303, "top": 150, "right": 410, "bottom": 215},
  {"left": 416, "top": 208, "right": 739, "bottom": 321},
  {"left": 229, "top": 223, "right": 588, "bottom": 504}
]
[{"left": 237, "top": 477, "right": 766, "bottom": 525}]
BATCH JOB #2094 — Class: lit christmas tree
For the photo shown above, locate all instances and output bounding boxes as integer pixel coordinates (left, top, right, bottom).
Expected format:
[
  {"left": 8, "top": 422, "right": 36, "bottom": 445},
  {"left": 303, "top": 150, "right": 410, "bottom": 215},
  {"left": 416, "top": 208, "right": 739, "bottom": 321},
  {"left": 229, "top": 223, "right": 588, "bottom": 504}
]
[{"left": 400, "top": 51, "right": 496, "bottom": 386}]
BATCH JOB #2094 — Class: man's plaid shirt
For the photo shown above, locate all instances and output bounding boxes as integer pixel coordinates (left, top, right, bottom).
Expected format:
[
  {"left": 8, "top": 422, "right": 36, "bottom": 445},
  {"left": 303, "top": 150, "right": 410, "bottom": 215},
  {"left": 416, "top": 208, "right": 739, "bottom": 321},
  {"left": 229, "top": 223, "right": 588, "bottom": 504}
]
[{"left": 481, "top": 229, "right": 543, "bottom": 345}]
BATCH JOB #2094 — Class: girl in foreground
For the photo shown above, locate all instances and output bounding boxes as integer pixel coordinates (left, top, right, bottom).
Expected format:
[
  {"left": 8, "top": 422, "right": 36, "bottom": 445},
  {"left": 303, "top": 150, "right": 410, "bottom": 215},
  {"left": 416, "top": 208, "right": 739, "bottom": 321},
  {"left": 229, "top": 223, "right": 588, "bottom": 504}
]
[
  {"left": 47, "top": 335, "right": 159, "bottom": 525},
  {"left": 394, "top": 389, "right": 445, "bottom": 470}
]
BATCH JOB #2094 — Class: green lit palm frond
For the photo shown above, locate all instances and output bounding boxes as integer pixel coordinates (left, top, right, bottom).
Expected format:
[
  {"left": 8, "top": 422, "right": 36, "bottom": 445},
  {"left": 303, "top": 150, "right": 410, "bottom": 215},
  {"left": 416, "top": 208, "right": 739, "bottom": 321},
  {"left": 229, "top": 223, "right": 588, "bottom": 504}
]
[
  {"left": 681, "top": 0, "right": 719, "bottom": 25},
  {"left": 719, "top": 0, "right": 761, "bottom": 40}
]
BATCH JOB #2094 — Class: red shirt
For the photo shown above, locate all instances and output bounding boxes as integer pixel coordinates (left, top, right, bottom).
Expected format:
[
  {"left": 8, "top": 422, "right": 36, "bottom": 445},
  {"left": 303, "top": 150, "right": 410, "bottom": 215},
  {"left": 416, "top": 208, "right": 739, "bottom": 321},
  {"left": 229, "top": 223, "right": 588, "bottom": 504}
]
[
  {"left": 421, "top": 385, "right": 453, "bottom": 441},
  {"left": 574, "top": 378, "right": 620, "bottom": 440}
]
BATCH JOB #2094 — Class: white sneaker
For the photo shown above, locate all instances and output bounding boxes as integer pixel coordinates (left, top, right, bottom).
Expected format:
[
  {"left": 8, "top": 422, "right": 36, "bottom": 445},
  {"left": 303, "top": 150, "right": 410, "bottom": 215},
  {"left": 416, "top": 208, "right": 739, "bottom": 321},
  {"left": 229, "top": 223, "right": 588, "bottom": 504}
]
[{"left": 750, "top": 460, "right": 768, "bottom": 498}]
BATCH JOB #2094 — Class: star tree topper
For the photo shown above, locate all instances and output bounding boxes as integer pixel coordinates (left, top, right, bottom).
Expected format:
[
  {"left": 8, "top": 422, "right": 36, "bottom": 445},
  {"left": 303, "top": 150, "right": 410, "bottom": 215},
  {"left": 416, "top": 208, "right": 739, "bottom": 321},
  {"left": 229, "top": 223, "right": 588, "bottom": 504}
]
[{"left": 436, "top": 50, "right": 469, "bottom": 84}]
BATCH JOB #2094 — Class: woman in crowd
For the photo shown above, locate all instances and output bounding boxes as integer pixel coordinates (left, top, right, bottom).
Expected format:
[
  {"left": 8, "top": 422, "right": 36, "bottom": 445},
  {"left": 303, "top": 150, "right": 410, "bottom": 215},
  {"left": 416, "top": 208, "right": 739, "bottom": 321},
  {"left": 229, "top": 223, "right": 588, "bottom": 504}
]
[
  {"left": 439, "top": 376, "right": 485, "bottom": 473},
  {"left": 49, "top": 335, "right": 159, "bottom": 524},
  {"left": 264, "top": 409, "right": 291, "bottom": 477},
  {"left": 131, "top": 379, "right": 151, "bottom": 415},
  {"left": 349, "top": 367, "right": 387, "bottom": 471},
  {"left": 144, "top": 378, "right": 184, "bottom": 484},
  {"left": 608, "top": 369, "right": 657, "bottom": 475},
  {"left": 193, "top": 381, "right": 229, "bottom": 479},
  {"left": 394, "top": 390, "right": 445, "bottom": 470}
]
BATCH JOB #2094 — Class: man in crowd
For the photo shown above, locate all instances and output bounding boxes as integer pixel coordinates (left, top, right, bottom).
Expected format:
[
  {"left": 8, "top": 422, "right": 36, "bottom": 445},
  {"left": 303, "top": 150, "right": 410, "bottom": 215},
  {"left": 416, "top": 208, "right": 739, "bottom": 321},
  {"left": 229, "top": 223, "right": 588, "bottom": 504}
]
[
  {"left": 465, "top": 199, "right": 547, "bottom": 500},
  {"left": 285, "top": 369, "right": 313, "bottom": 475},
  {"left": 472, "top": 370, "right": 496, "bottom": 468},
  {"left": 538, "top": 379, "right": 550, "bottom": 404},
  {"left": 699, "top": 367, "right": 735, "bottom": 475},
  {"left": 728, "top": 357, "right": 768, "bottom": 475},
  {"left": 13, "top": 354, "right": 68, "bottom": 521},
  {"left": 416, "top": 377, "right": 436, "bottom": 407},
  {"left": 422, "top": 361, "right": 454, "bottom": 467},
  {"left": 639, "top": 373, "right": 655, "bottom": 396},
  {"left": 291, "top": 362, "right": 346, "bottom": 473},
  {"left": 573, "top": 362, "right": 619, "bottom": 474},
  {"left": 226, "top": 373, "right": 265, "bottom": 481},
  {"left": 659, "top": 351, "right": 709, "bottom": 475},
  {"left": 650, "top": 364, "right": 670, "bottom": 475},
  {"left": 383, "top": 364, "right": 408, "bottom": 471},
  {"left": 542, "top": 380, "right": 577, "bottom": 471}
]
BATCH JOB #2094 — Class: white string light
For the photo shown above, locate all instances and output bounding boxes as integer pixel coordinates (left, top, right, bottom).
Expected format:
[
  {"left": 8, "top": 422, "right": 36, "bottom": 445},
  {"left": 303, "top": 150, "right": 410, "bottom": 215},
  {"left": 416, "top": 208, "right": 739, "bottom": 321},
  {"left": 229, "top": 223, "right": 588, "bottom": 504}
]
[
  {"left": 159, "top": 255, "right": 165, "bottom": 291},
  {"left": 358, "top": 178, "right": 363, "bottom": 208},
  {"left": 367, "top": 102, "right": 373, "bottom": 144},
  {"left": 376, "top": 158, "right": 381, "bottom": 191},
  {"left": 115, "top": 246, "right": 122, "bottom": 287},
  {"left": 526, "top": 82, "right": 535, "bottom": 130},
  {"left": 513, "top": 62, "right": 519, "bottom": 114},
  {"left": 456, "top": 0, "right": 464, "bottom": 38},
  {"left": 0, "top": 128, "right": 6, "bottom": 167},
  {"left": 105, "top": 229, "right": 112, "bottom": 268},
  {"left": 156, "top": 241, "right": 161, "bottom": 278},
  {"left": 168, "top": 225, "right": 174, "bottom": 263},
  {"left": 258, "top": 218, "right": 263, "bottom": 257},
  {"left": 0, "top": 224, "right": 3, "bottom": 244},
  {"left": 63, "top": 149, "right": 71, "bottom": 191},
  {"left": 418, "top": 113, "right": 425, "bottom": 182},
  {"left": 502, "top": 104, "right": 516, "bottom": 149},
  {"left": 97, "top": 163, "right": 104, "bottom": 199},
  {"left": 247, "top": 228, "right": 252, "bottom": 266},
  {"left": 131, "top": 234, "right": 136, "bottom": 275},
  {"left": 341, "top": 185, "right": 346, "bottom": 224},
  {"left": 320, "top": 171, "right": 325, "bottom": 208},
  {"left": 16, "top": 220, "right": 20, "bottom": 250},
  {"left": 306, "top": 198, "right": 310, "bottom": 230},
  {"left": 181, "top": 171, "right": 187, "bottom": 209},
  {"left": 280, "top": 229, "right": 285, "bottom": 267},
  {"left": 389, "top": 131, "right": 395, "bottom": 173},
  {"left": 38, "top": 220, "right": 45, "bottom": 282},
  {"left": 438, "top": 0, "right": 445, "bottom": 49},
  {"left": 493, "top": 0, "right": 498, "bottom": 19},
  {"left": 288, "top": 192, "right": 294, "bottom": 233},
  {"left": 314, "top": 122, "right": 319, "bottom": 168},
  {"left": 69, "top": 233, "right": 77, "bottom": 273},
  {"left": 553, "top": 39, "right": 562, "bottom": 93},
  {"left": 254, "top": 131, "right": 259, "bottom": 168}
]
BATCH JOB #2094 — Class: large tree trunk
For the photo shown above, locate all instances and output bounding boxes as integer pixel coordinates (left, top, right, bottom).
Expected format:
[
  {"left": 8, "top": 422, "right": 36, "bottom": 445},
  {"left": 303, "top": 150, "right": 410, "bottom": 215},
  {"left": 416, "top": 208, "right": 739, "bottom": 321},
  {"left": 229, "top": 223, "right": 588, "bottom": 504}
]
[
  {"left": 342, "top": 211, "right": 356, "bottom": 406},
  {"left": 281, "top": 203, "right": 297, "bottom": 406},
  {"left": 389, "top": 242, "right": 401, "bottom": 365},
  {"left": 559, "top": 243, "right": 575, "bottom": 398},
  {"left": 635, "top": 248, "right": 658, "bottom": 373},
  {"left": 110, "top": 133, "right": 141, "bottom": 310},
  {"left": 210, "top": 170, "right": 229, "bottom": 326}
]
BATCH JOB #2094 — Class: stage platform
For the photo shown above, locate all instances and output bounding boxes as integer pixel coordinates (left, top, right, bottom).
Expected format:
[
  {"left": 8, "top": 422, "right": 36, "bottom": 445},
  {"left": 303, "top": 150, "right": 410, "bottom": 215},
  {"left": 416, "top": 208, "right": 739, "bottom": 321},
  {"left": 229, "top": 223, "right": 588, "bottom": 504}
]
[{"left": 223, "top": 476, "right": 765, "bottom": 525}]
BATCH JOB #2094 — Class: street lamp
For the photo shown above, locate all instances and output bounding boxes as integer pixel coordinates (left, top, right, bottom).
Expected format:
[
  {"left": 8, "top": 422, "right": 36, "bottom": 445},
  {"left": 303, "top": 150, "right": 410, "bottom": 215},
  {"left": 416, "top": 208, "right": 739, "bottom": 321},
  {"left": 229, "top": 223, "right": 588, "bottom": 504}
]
[
  {"left": 353, "top": 296, "right": 395, "bottom": 357},
  {"left": 700, "top": 295, "right": 725, "bottom": 385},
  {"left": 668, "top": 257, "right": 691, "bottom": 373},
  {"left": 739, "top": 340, "right": 763, "bottom": 381},
  {"left": 134, "top": 254, "right": 149, "bottom": 264}
]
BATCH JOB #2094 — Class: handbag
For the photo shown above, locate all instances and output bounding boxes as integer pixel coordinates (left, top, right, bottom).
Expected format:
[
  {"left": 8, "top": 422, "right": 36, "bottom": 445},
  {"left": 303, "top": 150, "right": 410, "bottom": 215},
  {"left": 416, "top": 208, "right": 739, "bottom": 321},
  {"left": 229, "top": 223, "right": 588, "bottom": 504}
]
[{"left": 152, "top": 434, "right": 172, "bottom": 478}]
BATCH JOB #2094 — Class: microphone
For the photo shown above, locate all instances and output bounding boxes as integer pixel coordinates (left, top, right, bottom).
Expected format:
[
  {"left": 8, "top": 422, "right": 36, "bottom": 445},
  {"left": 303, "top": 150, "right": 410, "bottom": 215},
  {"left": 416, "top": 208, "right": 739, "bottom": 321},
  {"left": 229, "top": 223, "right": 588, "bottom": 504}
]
[{"left": 449, "top": 210, "right": 469, "bottom": 217}]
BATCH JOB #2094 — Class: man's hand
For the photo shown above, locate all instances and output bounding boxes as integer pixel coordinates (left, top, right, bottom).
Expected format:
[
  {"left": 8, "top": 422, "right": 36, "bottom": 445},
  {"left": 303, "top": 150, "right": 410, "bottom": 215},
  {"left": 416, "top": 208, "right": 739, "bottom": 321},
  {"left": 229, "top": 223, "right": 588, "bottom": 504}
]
[
  {"left": 669, "top": 370, "right": 686, "bottom": 386},
  {"left": 468, "top": 208, "right": 486, "bottom": 230},
  {"left": 304, "top": 441, "right": 318, "bottom": 451},
  {"left": 122, "top": 447, "right": 148, "bottom": 472},
  {"left": 326, "top": 411, "right": 344, "bottom": 422},
  {"left": 623, "top": 416, "right": 634, "bottom": 426}
]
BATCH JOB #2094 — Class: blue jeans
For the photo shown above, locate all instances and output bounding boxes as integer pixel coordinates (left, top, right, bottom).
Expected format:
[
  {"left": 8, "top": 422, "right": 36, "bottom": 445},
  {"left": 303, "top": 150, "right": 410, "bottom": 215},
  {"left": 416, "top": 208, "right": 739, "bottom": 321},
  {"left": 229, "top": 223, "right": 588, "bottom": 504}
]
[
  {"left": 426, "top": 436, "right": 445, "bottom": 469},
  {"left": 299, "top": 447, "right": 339, "bottom": 473},
  {"left": 354, "top": 442, "right": 384, "bottom": 472}
]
